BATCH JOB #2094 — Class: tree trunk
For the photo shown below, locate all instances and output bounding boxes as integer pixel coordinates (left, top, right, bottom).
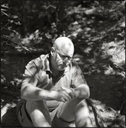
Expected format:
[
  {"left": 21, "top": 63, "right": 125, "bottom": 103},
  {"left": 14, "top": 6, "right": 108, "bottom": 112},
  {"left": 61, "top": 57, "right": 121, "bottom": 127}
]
[{"left": 55, "top": 1, "right": 65, "bottom": 24}]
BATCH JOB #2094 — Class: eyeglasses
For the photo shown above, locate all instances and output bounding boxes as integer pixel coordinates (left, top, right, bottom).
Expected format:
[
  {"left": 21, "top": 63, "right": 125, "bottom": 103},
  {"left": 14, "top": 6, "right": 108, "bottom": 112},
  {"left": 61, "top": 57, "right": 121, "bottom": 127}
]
[{"left": 55, "top": 50, "right": 72, "bottom": 62}]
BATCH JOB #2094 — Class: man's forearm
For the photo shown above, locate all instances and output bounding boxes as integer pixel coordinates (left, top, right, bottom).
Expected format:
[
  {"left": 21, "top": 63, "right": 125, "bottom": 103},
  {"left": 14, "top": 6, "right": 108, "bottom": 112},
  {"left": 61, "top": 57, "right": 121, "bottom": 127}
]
[{"left": 21, "top": 85, "right": 52, "bottom": 101}]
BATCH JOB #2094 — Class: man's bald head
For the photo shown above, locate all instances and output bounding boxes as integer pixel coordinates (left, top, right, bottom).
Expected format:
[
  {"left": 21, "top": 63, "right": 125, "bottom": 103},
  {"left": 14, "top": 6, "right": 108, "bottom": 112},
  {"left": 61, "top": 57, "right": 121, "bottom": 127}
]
[{"left": 53, "top": 37, "right": 74, "bottom": 57}]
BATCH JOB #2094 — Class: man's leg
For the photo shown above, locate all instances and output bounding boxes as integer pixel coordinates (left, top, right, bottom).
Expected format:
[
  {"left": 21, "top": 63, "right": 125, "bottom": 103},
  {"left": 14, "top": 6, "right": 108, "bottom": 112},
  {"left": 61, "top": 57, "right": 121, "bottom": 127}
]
[
  {"left": 57, "top": 98, "right": 94, "bottom": 127},
  {"left": 74, "top": 99, "right": 93, "bottom": 127},
  {"left": 17, "top": 101, "right": 34, "bottom": 127},
  {"left": 26, "top": 100, "right": 51, "bottom": 127}
]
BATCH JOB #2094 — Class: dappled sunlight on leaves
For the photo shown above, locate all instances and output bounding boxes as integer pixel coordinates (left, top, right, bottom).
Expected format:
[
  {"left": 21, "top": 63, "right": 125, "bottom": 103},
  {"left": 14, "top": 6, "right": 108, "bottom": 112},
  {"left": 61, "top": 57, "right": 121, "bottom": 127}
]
[{"left": 1, "top": 1, "right": 125, "bottom": 127}]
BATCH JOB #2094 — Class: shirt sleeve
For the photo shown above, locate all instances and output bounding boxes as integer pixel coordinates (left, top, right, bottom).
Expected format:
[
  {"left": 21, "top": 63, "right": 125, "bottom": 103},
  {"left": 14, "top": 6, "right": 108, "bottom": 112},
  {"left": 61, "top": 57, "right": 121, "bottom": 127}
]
[
  {"left": 71, "top": 61, "right": 87, "bottom": 88},
  {"left": 23, "top": 57, "right": 42, "bottom": 81}
]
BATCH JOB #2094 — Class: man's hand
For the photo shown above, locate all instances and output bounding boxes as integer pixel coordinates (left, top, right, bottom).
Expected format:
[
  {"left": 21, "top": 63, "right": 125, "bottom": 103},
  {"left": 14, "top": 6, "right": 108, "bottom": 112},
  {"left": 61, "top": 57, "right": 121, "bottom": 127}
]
[
  {"left": 49, "top": 88, "right": 77, "bottom": 102},
  {"left": 62, "top": 87, "right": 78, "bottom": 100}
]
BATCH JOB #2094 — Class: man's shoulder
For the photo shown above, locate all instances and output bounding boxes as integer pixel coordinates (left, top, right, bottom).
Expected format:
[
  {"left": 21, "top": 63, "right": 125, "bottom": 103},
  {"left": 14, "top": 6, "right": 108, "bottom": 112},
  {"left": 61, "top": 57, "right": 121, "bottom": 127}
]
[
  {"left": 69, "top": 59, "right": 83, "bottom": 74},
  {"left": 26, "top": 54, "right": 49, "bottom": 70},
  {"left": 24, "top": 54, "right": 49, "bottom": 77},
  {"left": 39, "top": 54, "right": 49, "bottom": 61}
]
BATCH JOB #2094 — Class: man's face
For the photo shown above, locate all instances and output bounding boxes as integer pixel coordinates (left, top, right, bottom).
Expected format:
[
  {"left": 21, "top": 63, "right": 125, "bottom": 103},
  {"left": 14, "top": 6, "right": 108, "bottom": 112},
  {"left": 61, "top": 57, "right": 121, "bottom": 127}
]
[
  {"left": 51, "top": 37, "right": 74, "bottom": 71},
  {"left": 55, "top": 51, "right": 72, "bottom": 70},
  {"left": 54, "top": 47, "right": 74, "bottom": 71}
]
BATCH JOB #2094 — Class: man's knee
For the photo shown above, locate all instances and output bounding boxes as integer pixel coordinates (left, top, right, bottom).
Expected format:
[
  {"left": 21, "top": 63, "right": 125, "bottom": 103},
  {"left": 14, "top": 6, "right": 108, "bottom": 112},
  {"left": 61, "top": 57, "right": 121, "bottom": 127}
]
[
  {"left": 26, "top": 101, "right": 36, "bottom": 115},
  {"left": 26, "top": 100, "right": 51, "bottom": 126},
  {"left": 26, "top": 100, "right": 45, "bottom": 114}
]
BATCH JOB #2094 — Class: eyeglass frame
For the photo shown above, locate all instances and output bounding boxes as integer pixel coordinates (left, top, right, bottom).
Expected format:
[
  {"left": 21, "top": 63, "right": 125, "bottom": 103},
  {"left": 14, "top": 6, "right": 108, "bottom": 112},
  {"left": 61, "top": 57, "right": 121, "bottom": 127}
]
[{"left": 54, "top": 49, "right": 73, "bottom": 62}]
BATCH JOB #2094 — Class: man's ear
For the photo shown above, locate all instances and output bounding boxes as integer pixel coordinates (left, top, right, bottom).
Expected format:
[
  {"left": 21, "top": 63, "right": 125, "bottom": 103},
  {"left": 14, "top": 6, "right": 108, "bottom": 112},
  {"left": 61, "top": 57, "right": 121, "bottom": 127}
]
[{"left": 50, "top": 47, "right": 55, "bottom": 56}]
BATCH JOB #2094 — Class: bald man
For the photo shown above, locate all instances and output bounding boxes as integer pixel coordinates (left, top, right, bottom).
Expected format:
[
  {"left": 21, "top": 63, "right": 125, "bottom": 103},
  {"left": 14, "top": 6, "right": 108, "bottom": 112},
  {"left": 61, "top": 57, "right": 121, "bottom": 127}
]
[{"left": 17, "top": 37, "right": 93, "bottom": 127}]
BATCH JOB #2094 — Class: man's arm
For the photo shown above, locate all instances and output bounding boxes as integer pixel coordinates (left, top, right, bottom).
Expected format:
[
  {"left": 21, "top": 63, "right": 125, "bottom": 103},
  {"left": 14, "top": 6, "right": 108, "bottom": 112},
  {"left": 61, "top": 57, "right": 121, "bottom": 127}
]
[
  {"left": 21, "top": 77, "right": 52, "bottom": 101},
  {"left": 70, "top": 61, "right": 90, "bottom": 99},
  {"left": 63, "top": 83, "right": 90, "bottom": 100},
  {"left": 21, "top": 77, "right": 73, "bottom": 102}
]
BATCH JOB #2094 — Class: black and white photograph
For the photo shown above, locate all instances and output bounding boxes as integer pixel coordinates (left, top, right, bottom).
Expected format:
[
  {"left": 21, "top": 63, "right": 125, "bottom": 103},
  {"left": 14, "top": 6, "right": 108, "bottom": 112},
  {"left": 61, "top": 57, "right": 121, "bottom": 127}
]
[{"left": 1, "top": 0, "right": 125, "bottom": 127}]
